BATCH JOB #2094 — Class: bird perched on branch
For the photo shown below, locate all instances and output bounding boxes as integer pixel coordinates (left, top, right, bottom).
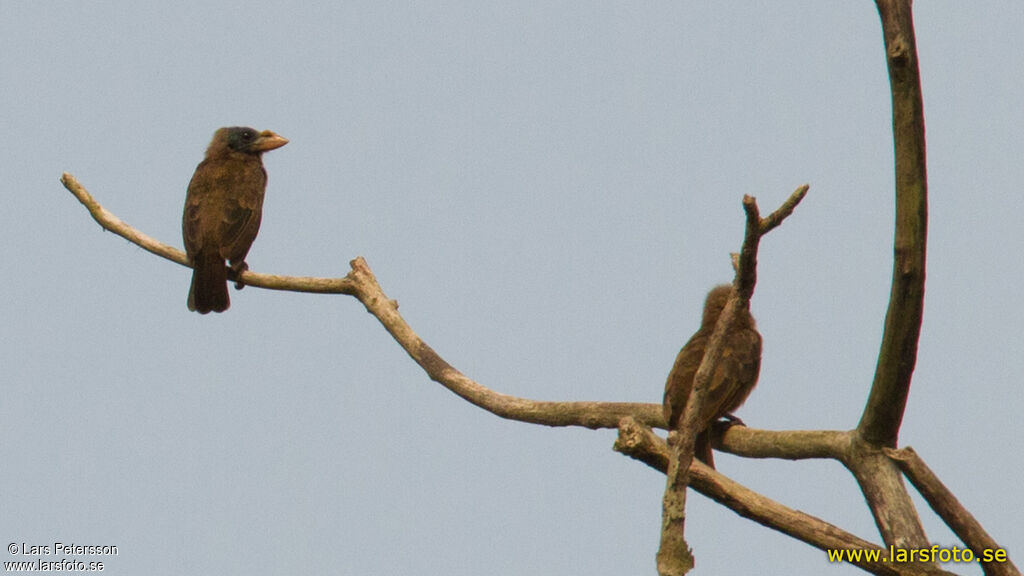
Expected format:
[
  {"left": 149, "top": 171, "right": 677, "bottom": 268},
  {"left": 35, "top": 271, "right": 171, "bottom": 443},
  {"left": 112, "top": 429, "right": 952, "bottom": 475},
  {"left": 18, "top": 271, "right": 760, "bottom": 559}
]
[
  {"left": 662, "top": 284, "right": 762, "bottom": 468},
  {"left": 182, "top": 127, "right": 288, "bottom": 313}
]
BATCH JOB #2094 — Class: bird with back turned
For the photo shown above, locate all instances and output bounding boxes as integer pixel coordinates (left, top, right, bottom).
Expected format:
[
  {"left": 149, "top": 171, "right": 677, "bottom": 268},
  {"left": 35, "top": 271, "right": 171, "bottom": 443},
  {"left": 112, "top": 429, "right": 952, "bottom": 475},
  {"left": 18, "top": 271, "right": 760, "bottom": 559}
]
[
  {"left": 662, "top": 284, "right": 762, "bottom": 468},
  {"left": 182, "top": 126, "right": 288, "bottom": 314}
]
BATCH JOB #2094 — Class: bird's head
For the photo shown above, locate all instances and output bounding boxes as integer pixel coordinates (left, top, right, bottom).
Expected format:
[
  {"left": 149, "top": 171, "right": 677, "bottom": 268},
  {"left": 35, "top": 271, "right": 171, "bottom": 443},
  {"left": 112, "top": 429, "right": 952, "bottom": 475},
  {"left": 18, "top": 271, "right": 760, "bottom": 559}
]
[
  {"left": 207, "top": 126, "right": 288, "bottom": 157},
  {"left": 700, "top": 284, "right": 756, "bottom": 329}
]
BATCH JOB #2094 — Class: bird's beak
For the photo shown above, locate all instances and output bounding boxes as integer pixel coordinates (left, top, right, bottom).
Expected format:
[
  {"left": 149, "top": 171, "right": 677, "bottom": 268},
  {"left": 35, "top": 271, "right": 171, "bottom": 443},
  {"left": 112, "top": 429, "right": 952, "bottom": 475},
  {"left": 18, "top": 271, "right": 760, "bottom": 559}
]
[{"left": 252, "top": 130, "right": 289, "bottom": 151}]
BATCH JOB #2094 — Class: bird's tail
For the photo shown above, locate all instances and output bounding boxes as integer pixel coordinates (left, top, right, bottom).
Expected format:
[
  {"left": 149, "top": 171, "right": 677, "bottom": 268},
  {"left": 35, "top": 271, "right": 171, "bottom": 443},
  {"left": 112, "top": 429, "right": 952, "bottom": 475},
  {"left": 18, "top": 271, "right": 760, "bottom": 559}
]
[
  {"left": 695, "top": 429, "right": 715, "bottom": 469},
  {"left": 187, "top": 251, "right": 229, "bottom": 314}
]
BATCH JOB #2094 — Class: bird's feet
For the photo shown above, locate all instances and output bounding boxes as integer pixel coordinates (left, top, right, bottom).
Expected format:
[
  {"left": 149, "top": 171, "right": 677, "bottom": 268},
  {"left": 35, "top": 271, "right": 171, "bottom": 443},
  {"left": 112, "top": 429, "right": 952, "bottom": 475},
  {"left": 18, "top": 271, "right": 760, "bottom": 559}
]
[
  {"left": 229, "top": 261, "right": 249, "bottom": 290},
  {"left": 710, "top": 413, "right": 746, "bottom": 438},
  {"left": 720, "top": 413, "right": 746, "bottom": 427}
]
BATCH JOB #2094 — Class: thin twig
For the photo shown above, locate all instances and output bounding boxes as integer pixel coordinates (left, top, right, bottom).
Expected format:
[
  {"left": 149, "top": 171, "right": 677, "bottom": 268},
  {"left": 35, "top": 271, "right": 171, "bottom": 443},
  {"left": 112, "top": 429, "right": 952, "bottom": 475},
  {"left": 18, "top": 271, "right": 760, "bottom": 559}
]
[
  {"left": 62, "top": 172, "right": 189, "bottom": 267},
  {"left": 61, "top": 172, "right": 359, "bottom": 295},
  {"left": 759, "top": 184, "right": 809, "bottom": 235}
]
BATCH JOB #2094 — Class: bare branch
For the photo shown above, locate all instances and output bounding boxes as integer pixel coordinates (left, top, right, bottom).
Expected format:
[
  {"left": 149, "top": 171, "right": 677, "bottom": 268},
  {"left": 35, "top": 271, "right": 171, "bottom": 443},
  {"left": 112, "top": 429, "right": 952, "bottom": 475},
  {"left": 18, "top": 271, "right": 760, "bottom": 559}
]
[
  {"left": 657, "top": 187, "right": 807, "bottom": 574},
  {"left": 842, "top": 0, "right": 930, "bottom": 555},
  {"left": 61, "top": 173, "right": 663, "bottom": 430},
  {"left": 859, "top": 0, "right": 928, "bottom": 447},
  {"left": 615, "top": 420, "right": 955, "bottom": 576},
  {"left": 656, "top": 431, "right": 695, "bottom": 575},
  {"left": 344, "top": 257, "right": 666, "bottom": 428},
  {"left": 888, "top": 447, "right": 1020, "bottom": 576},
  {"left": 759, "top": 184, "right": 809, "bottom": 235},
  {"left": 62, "top": 172, "right": 189, "bottom": 267},
  {"left": 846, "top": 438, "right": 929, "bottom": 550},
  {"left": 714, "top": 425, "right": 850, "bottom": 461},
  {"left": 61, "top": 173, "right": 359, "bottom": 296}
]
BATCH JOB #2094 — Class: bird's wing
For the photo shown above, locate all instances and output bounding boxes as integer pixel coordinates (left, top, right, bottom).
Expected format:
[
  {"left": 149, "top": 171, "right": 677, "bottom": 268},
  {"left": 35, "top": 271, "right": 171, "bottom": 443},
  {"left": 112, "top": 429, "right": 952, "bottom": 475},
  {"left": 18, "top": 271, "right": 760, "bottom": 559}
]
[
  {"left": 217, "top": 162, "right": 266, "bottom": 261},
  {"left": 220, "top": 203, "right": 260, "bottom": 251},
  {"left": 663, "top": 331, "right": 708, "bottom": 429},
  {"left": 702, "top": 328, "right": 762, "bottom": 423},
  {"left": 183, "top": 168, "right": 212, "bottom": 254}
]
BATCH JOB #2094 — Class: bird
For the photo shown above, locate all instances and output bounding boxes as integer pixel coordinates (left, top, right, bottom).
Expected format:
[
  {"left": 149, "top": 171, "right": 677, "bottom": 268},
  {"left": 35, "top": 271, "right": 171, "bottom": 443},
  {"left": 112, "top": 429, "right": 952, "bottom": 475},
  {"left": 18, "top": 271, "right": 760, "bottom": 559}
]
[
  {"left": 182, "top": 127, "right": 288, "bottom": 314},
  {"left": 662, "top": 284, "right": 762, "bottom": 468}
]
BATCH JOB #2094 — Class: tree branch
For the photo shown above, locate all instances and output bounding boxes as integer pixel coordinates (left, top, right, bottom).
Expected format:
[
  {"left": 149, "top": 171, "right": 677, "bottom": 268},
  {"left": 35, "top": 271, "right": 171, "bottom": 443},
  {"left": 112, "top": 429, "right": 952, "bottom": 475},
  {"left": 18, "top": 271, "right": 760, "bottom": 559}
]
[
  {"left": 61, "top": 172, "right": 359, "bottom": 295},
  {"left": 846, "top": 438, "right": 929, "bottom": 551},
  {"left": 657, "top": 186, "right": 808, "bottom": 575},
  {"left": 887, "top": 447, "right": 1020, "bottom": 576},
  {"left": 759, "top": 184, "right": 809, "bottom": 235},
  {"left": 845, "top": 0, "right": 930, "bottom": 554},
  {"left": 714, "top": 425, "right": 849, "bottom": 461},
  {"left": 60, "top": 172, "right": 663, "bottom": 430},
  {"left": 859, "top": 0, "right": 928, "bottom": 447},
  {"left": 616, "top": 419, "right": 956, "bottom": 576},
  {"left": 62, "top": 172, "right": 190, "bottom": 267},
  {"left": 346, "top": 258, "right": 666, "bottom": 428}
]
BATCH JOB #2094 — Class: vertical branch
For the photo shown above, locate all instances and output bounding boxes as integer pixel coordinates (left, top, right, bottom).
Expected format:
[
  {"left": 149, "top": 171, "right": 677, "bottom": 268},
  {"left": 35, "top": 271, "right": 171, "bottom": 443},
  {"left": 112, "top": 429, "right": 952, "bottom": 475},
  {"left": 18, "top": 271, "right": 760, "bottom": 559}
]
[
  {"left": 656, "top": 439, "right": 695, "bottom": 575},
  {"left": 656, "top": 187, "right": 806, "bottom": 575},
  {"left": 846, "top": 0, "right": 932, "bottom": 555},
  {"left": 657, "top": 200, "right": 759, "bottom": 576},
  {"left": 859, "top": 0, "right": 928, "bottom": 447}
]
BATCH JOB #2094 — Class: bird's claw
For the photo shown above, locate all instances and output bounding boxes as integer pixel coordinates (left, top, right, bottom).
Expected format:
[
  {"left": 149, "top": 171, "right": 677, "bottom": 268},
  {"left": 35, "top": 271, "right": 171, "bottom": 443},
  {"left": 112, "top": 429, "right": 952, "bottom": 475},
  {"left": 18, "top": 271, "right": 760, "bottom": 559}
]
[
  {"left": 230, "top": 261, "right": 249, "bottom": 290},
  {"left": 709, "top": 416, "right": 745, "bottom": 440},
  {"left": 719, "top": 413, "right": 746, "bottom": 427}
]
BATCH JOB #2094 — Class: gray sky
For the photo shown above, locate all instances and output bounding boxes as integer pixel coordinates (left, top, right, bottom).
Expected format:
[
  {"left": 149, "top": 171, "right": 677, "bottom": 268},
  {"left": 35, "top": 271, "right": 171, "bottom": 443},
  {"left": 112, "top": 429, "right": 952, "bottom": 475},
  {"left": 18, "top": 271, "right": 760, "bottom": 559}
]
[{"left": 3, "top": 2, "right": 1021, "bottom": 574}]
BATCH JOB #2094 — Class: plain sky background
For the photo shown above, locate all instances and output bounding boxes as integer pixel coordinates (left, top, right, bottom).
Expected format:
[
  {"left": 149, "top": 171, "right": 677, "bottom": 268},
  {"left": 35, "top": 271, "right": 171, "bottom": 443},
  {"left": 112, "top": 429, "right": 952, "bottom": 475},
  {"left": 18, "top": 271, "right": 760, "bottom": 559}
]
[{"left": 2, "top": 2, "right": 1021, "bottom": 574}]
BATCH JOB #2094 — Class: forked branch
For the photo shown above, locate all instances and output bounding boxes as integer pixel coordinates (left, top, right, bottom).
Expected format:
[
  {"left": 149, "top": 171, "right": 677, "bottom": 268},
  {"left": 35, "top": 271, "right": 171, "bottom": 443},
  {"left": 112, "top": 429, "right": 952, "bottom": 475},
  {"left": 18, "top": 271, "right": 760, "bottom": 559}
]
[
  {"left": 656, "top": 186, "right": 808, "bottom": 576},
  {"left": 617, "top": 419, "right": 956, "bottom": 576}
]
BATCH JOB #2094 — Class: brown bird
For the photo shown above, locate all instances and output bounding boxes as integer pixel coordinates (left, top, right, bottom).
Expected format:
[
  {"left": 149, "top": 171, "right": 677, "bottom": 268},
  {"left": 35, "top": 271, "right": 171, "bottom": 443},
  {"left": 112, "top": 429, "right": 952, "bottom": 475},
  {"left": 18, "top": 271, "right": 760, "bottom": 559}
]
[
  {"left": 182, "top": 127, "right": 288, "bottom": 313},
  {"left": 662, "top": 284, "right": 762, "bottom": 468}
]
